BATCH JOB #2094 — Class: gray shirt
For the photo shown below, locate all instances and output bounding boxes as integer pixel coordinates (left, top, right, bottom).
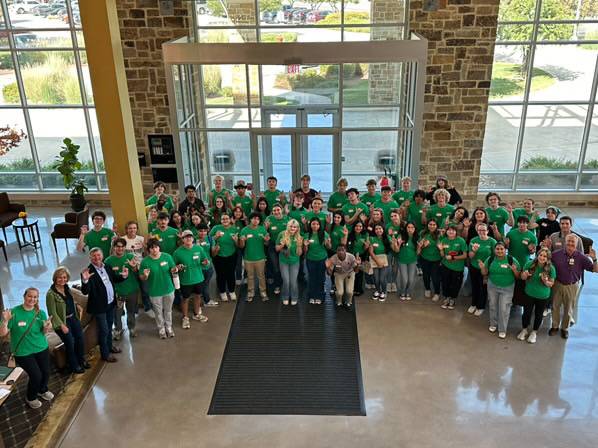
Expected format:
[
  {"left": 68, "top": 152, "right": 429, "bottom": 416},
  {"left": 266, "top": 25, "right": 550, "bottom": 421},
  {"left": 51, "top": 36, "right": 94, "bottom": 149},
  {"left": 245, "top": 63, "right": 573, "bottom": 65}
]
[
  {"left": 329, "top": 253, "right": 358, "bottom": 275},
  {"left": 549, "top": 231, "right": 583, "bottom": 254}
]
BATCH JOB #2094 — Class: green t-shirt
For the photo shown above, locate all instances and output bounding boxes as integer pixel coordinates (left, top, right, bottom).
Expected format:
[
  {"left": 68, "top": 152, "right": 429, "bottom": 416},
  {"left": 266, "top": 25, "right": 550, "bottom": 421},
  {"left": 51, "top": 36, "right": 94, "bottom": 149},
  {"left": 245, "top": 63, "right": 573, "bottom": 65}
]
[
  {"left": 373, "top": 199, "right": 400, "bottom": 223},
  {"left": 83, "top": 227, "right": 115, "bottom": 259},
  {"left": 330, "top": 225, "right": 347, "bottom": 251},
  {"left": 342, "top": 202, "right": 369, "bottom": 226},
  {"left": 327, "top": 191, "right": 348, "bottom": 211},
  {"left": 197, "top": 237, "right": 213, "bottom": 270},
  {"left": 145, "top": 194, "right": 175, "bottom": 213},
  {"left": 513, "top": 208, "right": 538, "bottom": 225},
  {"left": 398, "top": 236, "right": 418, "bottom": 264},
  {"left": 506, "top": 229, "right": 537, "bottom": 267},
  {"left": 469, "top": 237, "right": 497, "bottom": 270},
  {"left": 265, "top": 215, "right": 289, "bottom": 243},
  {"left": 173, "top": 244, "right": 207, "bottom": 286},
  {"left": 486, "top": 206, "right": 509, "bottom": 236},
  {"left": 240, "top": 225, "right": 267, "bottom": 262},
  {"left": 303, "top": 211, "right": 328, "bottom": 230},
  {"left": 264, "top": 189, "right": 286, "bottom": 209},
  {"left": 105, "top": 253, "right": 140, "bottom": 295},
  {"left": 210, "top": 225, "right": 239, "bottom": 257},
  {"left": 148, "top": 221, "right": 158, "bottom": 235},
  {"left": 392, "top": 190, "right": 413, "bottom": 206},
  {"left": 523, "top": 260, "right": 556, "bottom": 300},
  {"left": 210, "top": 188, "right": 232, "bottom": 205},
  {"left": 288, "top": 207, "right": 306, "bottom": 224},
  {"left": 140, "top": 253, "right": 175, "bottom": 297},
  {"left": 349, "top": 233, "right": 368, "bottom": 256},
  {"left": 407, "top": 201, "right": 425, "bottom": 232},
  {"left": 485, "top": 256, "right": 520, "bottom": 288},
  {"left": 277, "top": 233, "right": 301, "bottom": 265},
  {"left": 426, "top": 204, "right": 455, "bottom": 228},
  {"left": 232, "top": 194, "right": 253, "bottom": 218},
  {"left": 304, "top": 231, "right": 329, "bottom": 261},
  {"left": 361, "top": 192, "right": 381, "bottom": 208},
  {"left": 386, "top": 222, "right": 402, "bottom": 239},
  {"left": 439, "top": 236, "right": 467, "bottom": 272},
  {"left": 152, "top": 226, "right": 179, "bottom": 255},
  {"left": 6, "top": 306, "right": 48, "bottom": 357},
  {"left": 419, "top": 232, "right": 442, "bottom": 262},
  {"left": 369, "top": 235, "right": 387, "bottom": 255}
]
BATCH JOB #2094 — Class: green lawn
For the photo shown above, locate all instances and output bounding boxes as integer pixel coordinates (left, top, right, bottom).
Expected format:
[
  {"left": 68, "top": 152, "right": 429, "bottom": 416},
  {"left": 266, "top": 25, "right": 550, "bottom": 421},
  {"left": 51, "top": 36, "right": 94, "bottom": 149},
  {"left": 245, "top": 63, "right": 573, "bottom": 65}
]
[
  {"left": 341, "top": 79, "right": 369, "bottom": 104},
  {"left": 490, "top": 62, "right": 556, "bottom": 98}
]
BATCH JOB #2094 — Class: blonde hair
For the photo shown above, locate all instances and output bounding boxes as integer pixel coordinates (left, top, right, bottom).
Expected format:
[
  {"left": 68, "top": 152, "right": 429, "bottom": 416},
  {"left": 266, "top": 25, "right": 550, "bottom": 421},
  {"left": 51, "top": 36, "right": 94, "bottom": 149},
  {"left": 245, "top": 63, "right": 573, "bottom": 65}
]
[
  {"left": 433, "top": 188, "right": 451, "bottom": 203},
  {"left": 280, "top": 219, "right": 303, "bottom": 248},
  {"left": 337, "top": 177, "right": 348, "bottom": 187},
  {"left": 52, "top": 266, "right": 71, "bottom": 284}
]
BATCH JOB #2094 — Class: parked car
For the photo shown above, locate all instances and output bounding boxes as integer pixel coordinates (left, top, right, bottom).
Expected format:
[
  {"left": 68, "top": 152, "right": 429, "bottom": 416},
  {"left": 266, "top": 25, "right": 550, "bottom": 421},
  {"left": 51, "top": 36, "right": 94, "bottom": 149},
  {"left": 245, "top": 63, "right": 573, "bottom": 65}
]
[
  {"left": 261, "top": 10, "right": 277, "bottom": 24},
  {"left": 13, "top": 32, "right": 37, "bottom": 46},
  {"left": 8, "top": 0, "right": 41, "bottom": 14},
  {"left": 306, "top": 10, "right": 332, "bottom": 23},
  {"left": 290, "top": 8, "right": 310, "bottom": 24}
]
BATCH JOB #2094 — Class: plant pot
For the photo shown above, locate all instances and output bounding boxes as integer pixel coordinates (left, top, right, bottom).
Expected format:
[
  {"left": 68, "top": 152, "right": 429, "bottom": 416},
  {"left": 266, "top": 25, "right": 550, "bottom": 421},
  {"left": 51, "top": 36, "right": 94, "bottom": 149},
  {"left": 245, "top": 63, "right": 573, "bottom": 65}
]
[{"left": 70, "top": 193, "right": 87, "bottom": 212}]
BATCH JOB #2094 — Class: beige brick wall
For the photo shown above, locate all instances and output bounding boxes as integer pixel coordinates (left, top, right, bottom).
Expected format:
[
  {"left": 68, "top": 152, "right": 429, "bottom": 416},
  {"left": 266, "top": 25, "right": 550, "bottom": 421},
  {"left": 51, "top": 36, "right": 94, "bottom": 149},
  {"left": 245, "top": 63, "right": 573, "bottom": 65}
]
[{"left": 409, "top": 0, "right": 501, "bottom": 207}]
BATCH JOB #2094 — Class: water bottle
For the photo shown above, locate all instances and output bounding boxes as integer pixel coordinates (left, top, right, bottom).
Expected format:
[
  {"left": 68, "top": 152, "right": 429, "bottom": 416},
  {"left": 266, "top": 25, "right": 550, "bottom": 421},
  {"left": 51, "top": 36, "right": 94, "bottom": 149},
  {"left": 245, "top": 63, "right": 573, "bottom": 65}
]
[{"left": 172, "top": 271, "right": 180, "bottom": 290}]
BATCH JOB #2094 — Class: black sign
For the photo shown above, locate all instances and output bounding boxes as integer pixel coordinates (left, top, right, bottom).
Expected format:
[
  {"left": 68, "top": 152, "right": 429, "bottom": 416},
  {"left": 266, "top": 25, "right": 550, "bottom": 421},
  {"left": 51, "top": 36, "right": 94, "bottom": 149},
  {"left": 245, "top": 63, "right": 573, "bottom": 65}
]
[{"left": 148, "top": 134, "right": 175, "bottom": 165}]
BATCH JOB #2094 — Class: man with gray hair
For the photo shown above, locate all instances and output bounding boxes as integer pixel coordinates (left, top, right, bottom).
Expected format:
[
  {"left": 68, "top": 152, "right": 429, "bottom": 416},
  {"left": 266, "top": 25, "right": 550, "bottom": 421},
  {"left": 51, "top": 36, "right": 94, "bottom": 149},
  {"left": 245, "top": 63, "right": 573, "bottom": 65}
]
[
  {"left": 81, "top": 247, "right": 128, "bottom": 362},
  {"left": 549, "top": 234, "right": 598, "bottom": 339}
]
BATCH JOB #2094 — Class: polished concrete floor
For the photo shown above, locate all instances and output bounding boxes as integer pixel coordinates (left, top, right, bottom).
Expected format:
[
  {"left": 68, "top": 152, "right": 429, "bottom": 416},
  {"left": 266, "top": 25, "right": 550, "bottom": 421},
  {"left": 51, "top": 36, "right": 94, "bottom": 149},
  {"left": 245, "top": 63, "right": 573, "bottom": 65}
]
[{"left": 1, "top": 207, "right": 598, "bottom": 448}]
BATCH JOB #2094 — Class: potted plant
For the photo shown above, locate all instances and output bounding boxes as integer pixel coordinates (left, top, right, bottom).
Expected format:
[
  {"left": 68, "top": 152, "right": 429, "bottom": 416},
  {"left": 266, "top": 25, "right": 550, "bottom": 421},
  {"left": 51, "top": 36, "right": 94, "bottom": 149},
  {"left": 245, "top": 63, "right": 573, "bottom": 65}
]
[{"left": 52, "top": 138, "right": 89, "bottom": 212}]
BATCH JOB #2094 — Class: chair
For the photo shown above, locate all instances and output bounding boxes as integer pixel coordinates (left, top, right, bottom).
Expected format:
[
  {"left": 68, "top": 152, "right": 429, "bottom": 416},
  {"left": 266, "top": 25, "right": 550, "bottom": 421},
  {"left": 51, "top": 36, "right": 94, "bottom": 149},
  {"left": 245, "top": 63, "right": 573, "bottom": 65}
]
[
  {"left": 51, "top": 208, "right": 89, "bottom": 253},
  {"left": 0, "top": 192, "right": 26, "bottom": 240},
  {"left": 0, "top": 239, "right": 6, "bottom": 262}
]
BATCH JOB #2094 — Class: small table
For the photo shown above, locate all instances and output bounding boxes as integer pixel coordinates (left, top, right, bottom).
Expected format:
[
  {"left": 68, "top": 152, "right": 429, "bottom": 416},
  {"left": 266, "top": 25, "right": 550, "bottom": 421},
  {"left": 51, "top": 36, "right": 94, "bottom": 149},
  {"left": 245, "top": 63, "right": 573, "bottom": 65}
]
[{"left": 12, "top": 218, "right": 41, "bottom": 250}]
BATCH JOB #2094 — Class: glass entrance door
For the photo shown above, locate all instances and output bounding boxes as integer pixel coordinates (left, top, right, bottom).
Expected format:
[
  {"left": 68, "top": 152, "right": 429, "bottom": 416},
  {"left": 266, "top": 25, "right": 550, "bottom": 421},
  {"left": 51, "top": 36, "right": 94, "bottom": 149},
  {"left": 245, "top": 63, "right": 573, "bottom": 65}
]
[{"left": 253, "top": 130, "right": 338, "bottom": 194}]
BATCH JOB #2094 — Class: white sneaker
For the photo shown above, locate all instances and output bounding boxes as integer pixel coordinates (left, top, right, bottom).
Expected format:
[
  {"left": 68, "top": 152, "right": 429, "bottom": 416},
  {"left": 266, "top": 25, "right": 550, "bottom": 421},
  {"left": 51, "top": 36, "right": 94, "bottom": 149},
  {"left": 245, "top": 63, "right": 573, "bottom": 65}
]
[
  {"left": 315, "top": 299, "right": 322, "bottom": 305},
  {"left": 447, "top": 299, "right": 455, "bottom": 310},
  {"left": 145, "top": 309, "right": 156, "bottom": 319},
  {"left": 399, "top": 294, "right": 406, "bottom": 301},
  {"left": 220, "top": 293, "right": 229, "bottom": 302},
  {"left": 261, "top": 294, "right": 269, "bottom": 302},
  {"left": 467, "top": 306, "right": 476, "bottom": 314},
  {"left": 424, "top": 290, "right": 432, "bottom": 298},
  {"left": 113, "top": 329, "right": 123, "bottom": 341},
  {"left": 432, "top": 294, "right": 440, "bottom": 302},
  {"left": 291, "top": 299, "right": 298, "bottom": 306},
  {"left": 488, "top": 326, "right": 497, "bottom": 333},
  {"left": 389, "top": 283, "right": 397, "bottom": 292},
  {"left": 405, "top": 294, "right": 412, "bottom": 301},
  {"left": 274, "top": 287, "right": 281, "bottom": 295},
  {"left": 159, "top": 329, "right": 167, "bottom": 339},
  {"left": 229, "top": 292, "right": 237, "bottom": 302},
  {"left": 38, "top": 391, "right": 54, "bottom": 401},
  {"left": 166, "top": 327, "right": 175, "bottom": 338},
  {"left": 417, "top": 268, "right": 423, "bottom": 276},
  {"left": 517, "top": 329, "right": 528, "bottom": 341},
  {"left": 205, "top": 300, "right": 219, "bottom": 307},
  {"left": 498, "top": 332, "right": 506, "bottom": 339},
  {"left": 543, "top": 308, "right": 551, "bottom": 317},
  {"left": 182, "top": 317, "right": 191, "bottom": 329},
  {"left": 527, "top": 331, "right": 537, "bottom": 344},
  {"left": 474, "top": 308, "right": 484, "bottom": 317},
  {"left": 379, "top": 292, "right": 386, "bottom": 302},
  {"left": 27, "top": 399, "right": 42, "bottom": 409},
  {"left": 440, "top": 298, "right": 450, "bottom": 309},
  {"left": 194, "top": 313, "right": 208, "bottom": 323},
  {"left": 283, "top": 299, "right": 289, "bottom": 305},
  {"left": 371, "top": 291, "right": 379, "bottom": 301}
]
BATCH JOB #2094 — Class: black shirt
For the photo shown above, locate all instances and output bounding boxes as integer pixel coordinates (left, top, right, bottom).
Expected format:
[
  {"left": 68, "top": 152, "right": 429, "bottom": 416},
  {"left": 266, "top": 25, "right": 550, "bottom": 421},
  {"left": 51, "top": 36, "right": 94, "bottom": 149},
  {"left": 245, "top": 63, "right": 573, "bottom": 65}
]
[
  {"left": 179, "top": 198, "right": 206, "bottom": 216},
  {"left": 536, "top": 218, "right": 560, "bottom": 243},
  {"left": 52, "top": 284, "right": 76, "bottom": 317}
]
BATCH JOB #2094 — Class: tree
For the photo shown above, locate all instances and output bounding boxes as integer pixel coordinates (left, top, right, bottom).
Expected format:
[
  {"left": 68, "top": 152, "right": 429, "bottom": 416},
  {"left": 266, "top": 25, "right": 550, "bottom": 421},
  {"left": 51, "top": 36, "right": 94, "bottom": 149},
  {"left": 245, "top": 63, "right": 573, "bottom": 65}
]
[
  {"left": 0, "top": 126, "right": 26, "bottom": 157},
  {"left": 499, "top": 0, "right": 574, "bottom": 76}
]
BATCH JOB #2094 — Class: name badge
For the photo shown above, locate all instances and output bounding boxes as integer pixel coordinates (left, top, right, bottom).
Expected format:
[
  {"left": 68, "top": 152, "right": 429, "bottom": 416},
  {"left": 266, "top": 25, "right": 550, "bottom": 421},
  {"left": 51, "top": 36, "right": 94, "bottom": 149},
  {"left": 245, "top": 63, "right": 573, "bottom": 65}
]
[
  {"left": 169, "top": 235, "right": 175, "bottom": 239},
  {"left": 271, "top": 226, "right": 277, "bottom": 231},
  {"left": 556, "top": 242, "right": 562, "bottom": 247},
  {"left": 309, "top": 239, "right": 314, "bottom": 243},
  {"left": 522, "top": 240, "right": 529, "bottom": 245},
  {"left": 568, "top": 258, "right": 575, "bottom": 266},
  {"left": 247, "top": 234, "right": 253, "bottom": 239},
  {"left": 373, "top": 243, "right": 379, "bottom": 248},
  {"left": 18, "top": 321, "right": 26, "bottom": 327},
  {"left": 193, "top": 255, "right": 199, "bottom": 260},
  {"left": 101, "top": 236, "right": 108, "bottom": 241},
  {"left": 542, "top": 223, "right": 547, "bottom": 227},
  {"left": 201, "top": 242, "right": 207, "bottom": 246},
  {"left": 160, "top": 261, "right": 167, "bottom": 266},
  {"left": 436, "top": 213, "right": 442, "bottom": 217},
  {"left": 112, "top": 267, "right": 119, "bottom": 271},
  {"left": 419, "top": 210, "right": 423, "bottom": 213},
  {"left": 336, "top": 203, "right": 342, "bottom": 207},
  {"left": 500, "top": 264, "right": 508, "bottom": 268}
]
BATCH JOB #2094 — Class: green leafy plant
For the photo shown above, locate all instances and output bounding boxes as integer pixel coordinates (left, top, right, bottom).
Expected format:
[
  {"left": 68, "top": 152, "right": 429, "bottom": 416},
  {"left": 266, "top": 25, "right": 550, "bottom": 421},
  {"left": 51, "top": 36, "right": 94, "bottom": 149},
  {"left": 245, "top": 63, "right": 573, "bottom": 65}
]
[{"left": 51, "top": 138, "right": 88, "bottom": 196}]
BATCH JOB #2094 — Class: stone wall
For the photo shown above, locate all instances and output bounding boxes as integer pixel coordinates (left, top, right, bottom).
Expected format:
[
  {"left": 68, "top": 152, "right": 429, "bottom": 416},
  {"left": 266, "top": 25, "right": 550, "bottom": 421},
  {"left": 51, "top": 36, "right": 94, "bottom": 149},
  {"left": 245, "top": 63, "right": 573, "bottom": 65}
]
[
  {"left": 116, "top": 0, "right": 191, "bottom": 193},
  {"left": 409, "top": 0, "right": 501, "bottom": 206}
]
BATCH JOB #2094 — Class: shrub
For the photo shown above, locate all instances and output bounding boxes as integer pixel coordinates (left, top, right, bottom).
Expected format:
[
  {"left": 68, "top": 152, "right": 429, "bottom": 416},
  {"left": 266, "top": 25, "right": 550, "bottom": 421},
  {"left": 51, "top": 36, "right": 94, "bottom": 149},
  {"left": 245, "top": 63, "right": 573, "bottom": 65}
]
[
  {"left": 520, "top": 156, "right": 577, "bottom": 170},
  {"left": 202, "top": 66, "right": 222, "bottom": 97},
  {"left": 320, "top": 63, "right": 363, "bottom": 79},
  {"left": 261, "top": 32, "right": 298, "bottom": 43},
  {"left": 2, "top": 83, "right": 20, "bottom": 103}
]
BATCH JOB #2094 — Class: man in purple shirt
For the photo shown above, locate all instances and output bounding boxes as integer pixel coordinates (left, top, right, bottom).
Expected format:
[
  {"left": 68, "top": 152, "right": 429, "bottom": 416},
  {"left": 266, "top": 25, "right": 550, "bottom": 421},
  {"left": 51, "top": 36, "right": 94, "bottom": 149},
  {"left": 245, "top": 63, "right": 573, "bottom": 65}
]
[{"left": 549, "top": 234, "right": 598, "bottom": 339}]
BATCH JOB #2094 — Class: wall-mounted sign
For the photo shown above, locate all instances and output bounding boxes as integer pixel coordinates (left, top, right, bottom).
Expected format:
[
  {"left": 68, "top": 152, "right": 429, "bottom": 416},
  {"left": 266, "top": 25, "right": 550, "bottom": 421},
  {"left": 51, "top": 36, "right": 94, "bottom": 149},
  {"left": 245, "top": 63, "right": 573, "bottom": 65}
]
[{"left": 148, "top": 134, "right": 175, "bottom": 165}]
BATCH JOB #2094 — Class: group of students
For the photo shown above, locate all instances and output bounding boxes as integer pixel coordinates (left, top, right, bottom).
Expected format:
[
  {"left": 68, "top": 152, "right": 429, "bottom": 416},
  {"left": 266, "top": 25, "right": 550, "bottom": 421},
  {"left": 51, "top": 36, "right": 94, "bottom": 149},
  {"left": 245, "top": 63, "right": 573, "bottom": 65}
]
[{"left": 2, "top": 174, "right": 597, "bottom": 410}]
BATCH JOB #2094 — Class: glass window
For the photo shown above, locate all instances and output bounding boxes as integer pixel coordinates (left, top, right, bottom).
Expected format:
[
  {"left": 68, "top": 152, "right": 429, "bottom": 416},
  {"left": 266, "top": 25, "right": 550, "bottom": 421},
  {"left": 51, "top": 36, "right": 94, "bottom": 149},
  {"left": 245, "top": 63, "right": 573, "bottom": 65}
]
[
  {"left": 343, "top": 107, "right": 400, "bottom": 128},
  {"left": 205, "top": 107, "right": 251, "bottom": 129},
  {"left": 0, "top": 108, "right": 33, "bottom": 171},
  {"left": 0, "top": 173, "right": 38, "bottom": 189},
  {"left": 262, "top": 64, "right": 339, "bottom": 106},
  {"left": 88, "top": 108, "right": 103, "bottom": 170},
  {"left": 0, "top": 51, "right": 20, "bottom": 105},
  {"left": 343, "top": 63, "right": 401, "bottom": 106},
  {"left": 342, "top": 130, "right": 398, "bottom": 177},
  {"left": 8, "top": 1, "right": 71, "bottom": 29},
  {"left": 481, "top": 105, "right": 522, "bottom": 171},
  {"left": 202, "top": 64, "right": 247, "bottom": 106},
  {"left": 206, "top": 131, "right": 251, "bottom": 188},
  {"left": 489, "top": 45, "right": 529, "bottom": 102},
  {"left": 14, "top": 31, "right": 73, "bottom": 49}
]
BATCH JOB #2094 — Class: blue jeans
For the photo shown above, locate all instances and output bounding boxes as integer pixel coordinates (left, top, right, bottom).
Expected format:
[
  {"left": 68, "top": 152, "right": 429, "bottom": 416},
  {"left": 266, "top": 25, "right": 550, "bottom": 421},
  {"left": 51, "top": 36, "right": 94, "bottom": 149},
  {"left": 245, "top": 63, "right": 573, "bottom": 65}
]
[
  {"left": 55, "top": 316, "right": 85, "bottom": 372},
  {"left": 307, "top": 259, "right": 326, "bottom": 300},
  {"left": 373, "top": 266, "right": 389, "bottom": 293},
  {"left": 200, "top": 267, "right": 214, "bottom": 303},
  {"left": 397, "top": 262, "right": 417, "bottom": 295},
  {"left": 487, "top": 280, "right": 514, "bottom": 333},
  {"left": 268, "top": 244, "right": 283, "bottom": 288},
  {"left": 94, "top": 306, "right": 114, "bottom": 360},
  {"left": 280, "top": 262, "right": 300, "bottom": 301}
]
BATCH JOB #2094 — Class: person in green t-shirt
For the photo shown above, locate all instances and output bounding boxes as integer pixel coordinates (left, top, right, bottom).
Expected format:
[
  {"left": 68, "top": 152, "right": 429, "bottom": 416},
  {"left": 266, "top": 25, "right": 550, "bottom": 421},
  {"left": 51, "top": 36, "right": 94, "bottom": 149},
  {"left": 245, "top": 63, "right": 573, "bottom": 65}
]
[
  {"left": 232, "top": 180, "right": 255, "bottom": 218},
  {"left": 342, "top": 188, "right": 369, "bottom": 229},
  {"left": 467, "top": 223, "right": 497, "bottom": 316},
  {"left": 265, "top": 204, "right": 289, "bottom": 295},
  {"left": 505, "top": 215, "right": 537, "bottom": 267},
  {"left": 347, "top": 221, "right": 369, "bottom": 296},
  {"left": 262, "top": 176, "right": 287, "bottom": 210},
  {"left": 210, "top": 213, "right": 239, "bottom": 303},
  {"left": 196, "top": 224, "right": 217, "bottom": 306},
  {"left": 373, "top": 186, "right": 400, "bottom": 224},
  {"left": 328, "top": 211, "right": 348, "bottom": 252},
  {"left": 145, "top": 181, "right": 175, "bottom": 213},
  {"left": 485, "top": 192, "right": 511, "bottom": 239},
  {"left": 208, "top": 196, "right": 230, "bottom": 228},
  {"left": 392, "top": 176, "right": 414, "bottom": 206},
  {"left": 173, "top": 230, "right": 210, "bottom": 329},
  {"left": 509, "top": 198, "right": 540, "bottom": 231},
  {"left": 368, "top": 223, "right": 390, "bottom": 301},
  {"left": 303, "top": 197, "right": 329, "bottom": 232},
  {"left": 417, "top": 219, "right": 442, "bottom": 300},
  {"left": 77, "top": 210, "right": 116, "bottom": 259},
  {"left": 150, "top": 212, "right": 180, "bottom": 255},
  {"left": 401, "top": 189, "right": 426, "bottom": 234},
  {"left": 391, "top": 222, "right": 418, "bottom": 300},
  {"left": 424, "top": 189, "right": 455, "bottom": 229},
  {"left": 304, "top": 217, "right": 331, "bottom": 305},
  {"left": 140, "top": 238, "right": 177, "bottom": 339},
  {"left": 385, "top": 209, "right": 402, "bottom": 293},
  {"left": 361, "top": 178, "right": 381, "bottom": 209},
  {"left": 518, "top": 248, "right": 556, "bottom": 343},
  {"left": 437, "top": 225, "right": 467, "bottom": 310},
  {"left": 276, "top": 219, "right": 304, "bottom": 305},
  {"left": 480, "top": 242, "right": 521, "bottom": 338},
  {"left": 288, "top": 193, "right": 307, "bottom": 224},
  {"left": 208, "top": 175, "right": 233, "bottom": 208},
  {"left": 327, "top": 177, "right": 349, "bottom": 213},
  {"left": 105, "top": 238, "right": 141, "bottom": 338},
  {"left": 1, "top": 287, "right": 53, "bottom": 408},
  {"left": 240, "top": 213, "right": 270, "bottom": 301}
]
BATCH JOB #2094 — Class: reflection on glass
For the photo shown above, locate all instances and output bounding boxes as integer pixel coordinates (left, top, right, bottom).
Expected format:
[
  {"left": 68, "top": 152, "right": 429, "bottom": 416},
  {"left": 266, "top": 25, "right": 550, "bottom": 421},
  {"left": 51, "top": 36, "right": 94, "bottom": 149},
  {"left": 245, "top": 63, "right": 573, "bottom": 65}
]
[
  {"left": 0, "top": 108, "right": 33, "bottom": 171},
  {"left": 351, "top": 0, "right": 406, "bottom": 24},
  {"left": 197, "top": 1, "right": 256, "bottom": 27},
  {"left": 75, "top": 30, "right": 84, "bottom": 47},
  {"left": 520, "top": 105, "right": 586, "bottom": 171},
  {"left": 17, "top": 51, "right": 81, "bottom": 104},
  {"left": 0, "top": 173, "right": 37, "bottom": 189},
  {"left": 481, "top": 105, "right": 522, "bottom": 171},
  {"left": 29, "top": 108, "right": 92, "bottom": 169},
  {"left": 478, "top": 174, "right": 514, "bottom": 191},
  {"left": 516, "top": 173, "right": 577, "bottom": 190},
  {"left": 202, "top": 64, "right": 248, "bottom": 106},
  {"left": 342, "top": 130, "right": 398, "bottom": 176},
  {"left": 0, "top": 52, "right": 20, "bottom": 105},
  {"left": 343, "top": 107, "right": 400, "bottom": 128},
  {"left": 262, "top": 64, "right": 339, "bottom": 106},
  {"left": 490, "top": 45, "right": 529, "bottom": 102},
  {"left": 304, "top": 134, "right": 333, "bottom": 193},
  {"left": 580, "top": 174, "right": 598, "bottom": 189},
  {"left": 252, "top": 109, "right": 297, "bottom": 128},
  {"left": 257, "top": 134, "right": 293, "bottom": 192},
  {"left": 14, "top": 31, "right": 73, "bottom": 48},
  {"left": 205, "top": 108, "right": 251, "bottom": 128},
  {"left": 206, "top": 131, "right": 251, "bottom": 184},
  {"left": 42, "top": 173, "right": 97, "bottom": 190},
  {"left": 198, "top": 28, "right": 257, "bottom": 43},
  {"left": 78, "top": 51, "right": 93, "bottom": 104}
]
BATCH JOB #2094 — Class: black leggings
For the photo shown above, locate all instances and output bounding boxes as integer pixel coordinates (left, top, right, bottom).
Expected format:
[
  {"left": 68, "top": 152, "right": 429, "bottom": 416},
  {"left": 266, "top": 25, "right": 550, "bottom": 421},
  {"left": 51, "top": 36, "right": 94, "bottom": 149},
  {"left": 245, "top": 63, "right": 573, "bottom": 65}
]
[
  {"left": 440, "top": 265, "right": 463, "bottom": 299},
  {"left": 522, "top": 295, "right": 548, "bottom": 331},
  {"left": 15, "top": 348, "right": 50, "bottom": 401},
  {"left": 213, "top": 253, "right": 238, "bottom": 294},
  {"left": 470, "top": 267, "right": 487, "bottom": 309}
]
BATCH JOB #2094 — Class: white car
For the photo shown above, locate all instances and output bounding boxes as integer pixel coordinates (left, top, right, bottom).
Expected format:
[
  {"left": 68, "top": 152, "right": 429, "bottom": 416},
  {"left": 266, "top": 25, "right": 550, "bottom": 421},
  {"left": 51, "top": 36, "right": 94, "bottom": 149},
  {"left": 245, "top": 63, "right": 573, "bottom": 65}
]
[{"left": 9, "top": 0, "right": 42, "bottom": 14}]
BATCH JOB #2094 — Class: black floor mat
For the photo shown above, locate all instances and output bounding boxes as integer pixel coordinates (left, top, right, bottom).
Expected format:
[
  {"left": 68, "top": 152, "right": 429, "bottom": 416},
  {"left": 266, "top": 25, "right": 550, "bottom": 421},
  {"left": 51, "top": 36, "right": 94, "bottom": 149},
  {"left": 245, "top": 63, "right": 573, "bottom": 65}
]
[{"left": 208, "top": 297, "right": 366, "bottom": 416}]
